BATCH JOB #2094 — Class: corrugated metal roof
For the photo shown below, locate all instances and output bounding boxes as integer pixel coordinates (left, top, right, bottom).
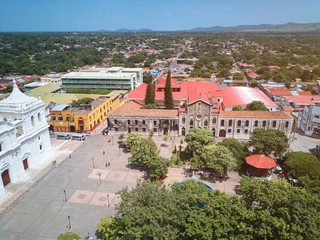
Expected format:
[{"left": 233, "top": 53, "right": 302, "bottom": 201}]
[{"left": 51, "top": 104, "right": 70, "bottom": 111}]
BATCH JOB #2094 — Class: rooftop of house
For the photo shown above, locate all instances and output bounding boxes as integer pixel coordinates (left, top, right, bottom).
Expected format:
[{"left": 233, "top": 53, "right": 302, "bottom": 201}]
[
  {"left": 265, "top": 88, "right": 292, "bottom": 96},
  {"left": 108, "top": 101, "right": 178, "bottom": 118}
]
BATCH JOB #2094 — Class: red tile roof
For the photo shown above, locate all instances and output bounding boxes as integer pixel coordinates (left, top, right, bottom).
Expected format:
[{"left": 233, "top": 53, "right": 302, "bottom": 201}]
[
  {"left": 297, "top": 91, "right": 312, "bottom": 96},
  {"left": 246, "top": 155, "right": 276, "bottom": 169},
  {"left": 108, "top": 101, "right": 178, "bottom": 117},
  {"left": 284, "top": 95, "right": 320, "bottom": 104},
  {"left": 266, "top": 88, "right": 292, "bottom": 96},
  {"left": 220, "top": 111, "right": 293, "bottom": 119}
]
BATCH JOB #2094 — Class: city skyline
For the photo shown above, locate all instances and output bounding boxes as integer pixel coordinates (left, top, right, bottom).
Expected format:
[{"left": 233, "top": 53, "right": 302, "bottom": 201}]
[{"left": 1, "top": 0, "right": 319, "bottom": 32}]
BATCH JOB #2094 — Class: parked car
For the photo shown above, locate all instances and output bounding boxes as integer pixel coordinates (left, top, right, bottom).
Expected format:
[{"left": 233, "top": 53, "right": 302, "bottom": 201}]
[
  {"left": 119, "top": 143, "right": 126, "bottom": 148},
  {"left": 72, "top": 134, "right": 85, "bottom": 141},
  {"left": 57, "top": 133, "right": 70, "bottom": 140}
]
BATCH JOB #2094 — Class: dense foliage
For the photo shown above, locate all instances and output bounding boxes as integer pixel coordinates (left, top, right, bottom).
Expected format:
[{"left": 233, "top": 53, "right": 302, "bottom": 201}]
[
  {"left": 245, "top": 101, "right": 269, "bottom": 111},
  {"left": 164, "top": 71, "right": 174, "bottom": 109},
  {"left": 70, "top": 97, "right": 94, "bottom": 106},
  {"left": 98, "top": 179, "right": 320, "bottom": 239},
  {"left": 250, "top": 128, "right": 289, "bottom": 157},
  {"left": 125, "top": 133, "right": 168, "bottom": 180}
]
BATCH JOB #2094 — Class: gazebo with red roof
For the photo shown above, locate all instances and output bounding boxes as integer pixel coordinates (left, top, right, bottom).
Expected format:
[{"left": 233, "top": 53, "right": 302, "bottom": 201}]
[{"left": 246, "top": 155, "right": 276, "bottom": 177}]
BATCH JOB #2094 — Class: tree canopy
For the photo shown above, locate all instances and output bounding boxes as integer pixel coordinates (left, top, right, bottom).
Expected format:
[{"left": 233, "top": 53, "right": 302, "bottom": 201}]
[
  {"left": 232, "top": 105, "right": 243, "bottom": 111},
  {"left": 245, "top": 101, "right": 269, "bottom": 111},
  {"left": 70, "top": 97, "right": 94, "bottom": 107},
  {"left": 250, "top": 128, "right": 289, "bottom": 158},
  {"left": 98, "top": 179, "right": 320, "bottom": 239}
]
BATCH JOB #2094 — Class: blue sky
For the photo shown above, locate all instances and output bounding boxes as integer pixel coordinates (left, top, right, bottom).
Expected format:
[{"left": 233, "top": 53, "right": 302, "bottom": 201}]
[{"left": 0, "top": 0, "right": 319, "bottom": 31}]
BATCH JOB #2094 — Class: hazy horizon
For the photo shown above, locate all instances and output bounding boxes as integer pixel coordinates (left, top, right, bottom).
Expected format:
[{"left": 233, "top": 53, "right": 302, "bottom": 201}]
[{"left": 1, "top": 0, "right": 320, "bottom": 32}]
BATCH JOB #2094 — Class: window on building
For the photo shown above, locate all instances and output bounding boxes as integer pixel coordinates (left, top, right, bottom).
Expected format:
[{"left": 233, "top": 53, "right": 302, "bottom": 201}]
[
  {"left": 228, "top": 129, "right": 231, "bottom": 133},
  {"left": 128, "top": 120, "right": 131, "bottom": 124},
  {"left": 154, "top": 121, "right": 157, "bottom": 126},
  {"left": 142, "top": 120, "right": 146, "bottom": 125},
  {"left": 31, "top": 116, "right": 35, "bottom": 126},
  {"left": 0, "top": 143, "right": 2, "bottom": 152},
  {"left": 153, "top": 128, "right": 157, "bottom": 132},
  {"left": 229, "top": 120, "right": 232, "bottom": 126},
  {"left": 103, "top": 105, "right": 105, "bottom": 110},
  {"left": 38, "top": 112, "right": 41, "bottom": 122},
  {"left": 135, "top": 120, "right": 138, "bottom": 125},
  {"left": 93, "top": 113, "right": 95, "bottom": 119},
  {"left": 3, "top": 118, "right": 7, "bottom": 122},
  {"left": 237, "top": 120, "right": 241, "bottom": 127},
  {"left": 135, "top": 128, "right": 138, "bottom": 132},
  {"left": 143, "top": 128, "right": 146, "bottom": 132},
  {"left": 114, "top": 120, "right": 118, "bottom": 124},
  {"left": 273, "top": 121, "right": 277, "bottom": 128},
  {"left": 285, "top": 121, "right": 289, "bottom": 128},
  {"left": 245, "top": 120, "right": 249, "bottom": 127},
  {"left": 40, "top": 144, "right": 42, "bottom": 151},
  {"left": 51, "top": 114, "right": 56, "bottom": 120},
  {"left": 38, "top": 136, "right": 40, "bottom": 140},
  {"left": 115, "top": 127, "right": 118, "bottom": 131},
  {"left": 244, "top": 129, "right": 248, "bottom": 134},
  {"left": 190, "top": 119, "right": 194, "bottom": 125},
  {"left": 182, "top": 116, "right": 186, "bottom": 124},
  {"left": 66, "top": 114, "right": 70, "bottom": 121},
  {"left": 254, "top": 121, "right": 258, "bottom": 127},
  {"left": 212, "top": 117, "right": 216, "bottom": 124},
  {"left": 100, "top": 108, "right": 102, "bottom": 112},
  {"left": 237, "top": 129, "right": 240, "bottom": 133},
  {"left": 58, "top": 114, "right": 63, "bottom": 121},
  {"left": 221, "top": 120, "right": 224, "bottom": 126},
  {"left": 204, "top": 120, "right": 208, "bottom": 127},
  {"left": 263, "top": 121, "right": 266, "bottom": 127}
]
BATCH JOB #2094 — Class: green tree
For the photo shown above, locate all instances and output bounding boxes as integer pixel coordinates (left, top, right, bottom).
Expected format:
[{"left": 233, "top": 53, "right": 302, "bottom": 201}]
[
  {"left": 164, "top": 71, "right": 174, "bottom": 109},
  {"left": 217, "top": 138, "right": 250, "bottom": 168},
  {"left": 185, "top": 128, "right": 215, "bottom": 168},
  {"left": 57, "top": 232, "right": 81, "bottom": 240},
  {"left": 245, "top": 100, "right": 269, "bottom": 111},
  {"left": 233, "top": 72, "right": 244, "bottom": 80},
  {"left": 232, "top": 105, "right": 243, "bottom": 111},
  {"left": 237, "top": 177, "right": 320, "bottom": 240},
  {"left": 250, "top": 79, "right": 258, "bottom": 87},
  {"left": 5, "top": 85, "right": 13, "bottom": 93},
  {"left": 70, "top": 97, "right": 94, "bottom": 107},
  {"left": 129, "top": 137, "right": 159, "bottom": 167},
  {"left": 144, "top": 82, "right": 155, "bottom": 105},
  {"left": 118, "top": 133, "right": 125, "bottom": 141},
  {"left": 201, "top": 145, "right": 238, "bottom": 173},
  {"left": 250, "top": 128, "right": 289, "bottom": 157},
  {"left": 125, "top": 133, "right": 142, "bottom": 148}
]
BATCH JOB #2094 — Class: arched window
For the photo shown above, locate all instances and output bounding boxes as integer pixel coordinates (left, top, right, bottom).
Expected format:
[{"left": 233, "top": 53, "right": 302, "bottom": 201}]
[
  {"left": 221, "top": 120, "right": 224, "bottom": 126},
  {"left": 273, "top": 121, "right": 277, "bottom": 128},
  {"left": 254, "top": 120, "right": 258, "bottom": 127},
  {"left": 190, "top": 119, "right": 194, "bottom": 126},
  {"left": 38, "top": 112, "right": 41, "bottom": 122},
  {"left": 58, "top": 114, "right": 63, "bottom": 121},
  {"left": 245, "top": 120, "right": 249, "bottom": 127},
  {"left": 229, "top": 120, "right": 232, "bottom": 126},
  {"left": 237, "top": 120, "right": 241, "bottom": 126},
  {"left": 182, "top": 116, "right": 186, "bottom": 124},
  {"left": 31, "top": 116, "right": 35, "bottom": 126},
  {"left": 204, "top": 120, "right": 208, "bottom": 127},
  {"left": 263, "top": 121, "right": 266, "bottom": 127},
  {"left": 142, "top": 120, "right": 146, "bottom": 125},
  {"left": 285, "top": 121, "right": 289, "bottom": 128},
  {"left": 212, "top": 117, "right": 216, "bottom": 124}
]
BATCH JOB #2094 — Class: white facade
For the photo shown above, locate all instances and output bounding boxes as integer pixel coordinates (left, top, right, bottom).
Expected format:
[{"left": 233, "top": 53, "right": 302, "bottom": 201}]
[
  {"left": 297, "top": 105, "right": 320, "bottom": 136},
  {"left": 0, "top": 81, "right": 51, "bottom": 197},
  {"left": 40, "top": 73, "right": 62, "bottom": 86}
]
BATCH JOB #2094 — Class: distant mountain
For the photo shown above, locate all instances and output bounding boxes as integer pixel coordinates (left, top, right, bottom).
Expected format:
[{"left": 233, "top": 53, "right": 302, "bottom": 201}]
[
  {"left": 190, "top": 22, "right": 320, "bottom": 32},
  {"left": 114, "top": 28, "right": 153, "bottom": 33}
]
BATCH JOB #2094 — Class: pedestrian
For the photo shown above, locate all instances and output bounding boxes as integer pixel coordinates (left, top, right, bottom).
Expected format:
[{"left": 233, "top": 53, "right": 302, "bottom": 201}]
[
  {"left": 105, "top": 162, "right": 108, "bottom": 167},
  {"left": 108, "top": 162, "right": 110, "bottom": 167},
  {"left": 103, "top": 151, "right": 105, "bottom": 155}
]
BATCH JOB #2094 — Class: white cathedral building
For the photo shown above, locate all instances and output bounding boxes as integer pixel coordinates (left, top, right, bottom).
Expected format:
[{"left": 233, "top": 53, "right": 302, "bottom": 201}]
[{"left": 0, "top": 80, "right": 51, "bottom": 197}]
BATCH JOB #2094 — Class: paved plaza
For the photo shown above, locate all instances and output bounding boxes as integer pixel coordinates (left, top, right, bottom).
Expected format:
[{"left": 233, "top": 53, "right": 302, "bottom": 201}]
[{"left": 0, "top": 128, "right": 318, "bottom": 239}]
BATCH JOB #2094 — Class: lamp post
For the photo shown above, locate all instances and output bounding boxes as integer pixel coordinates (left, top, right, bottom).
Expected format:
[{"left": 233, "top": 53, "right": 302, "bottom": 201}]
[
  {"left": 91, "top": 157, "right": 95, "bottom": 169},
  {"left": 66, "top": 215, "right": 71, "bottom": 229},
  {"left": 63, "top": 189, "right": 67, "bottom": 202},
  {"left": 98, "top": 172, "right": 101, "bottom": 185}
]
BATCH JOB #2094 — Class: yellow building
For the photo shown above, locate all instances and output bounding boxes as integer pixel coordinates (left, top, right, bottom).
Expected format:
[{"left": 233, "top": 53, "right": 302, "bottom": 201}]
[{"left": 49, "top": 91, "right": 124, "bottom": 133}]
